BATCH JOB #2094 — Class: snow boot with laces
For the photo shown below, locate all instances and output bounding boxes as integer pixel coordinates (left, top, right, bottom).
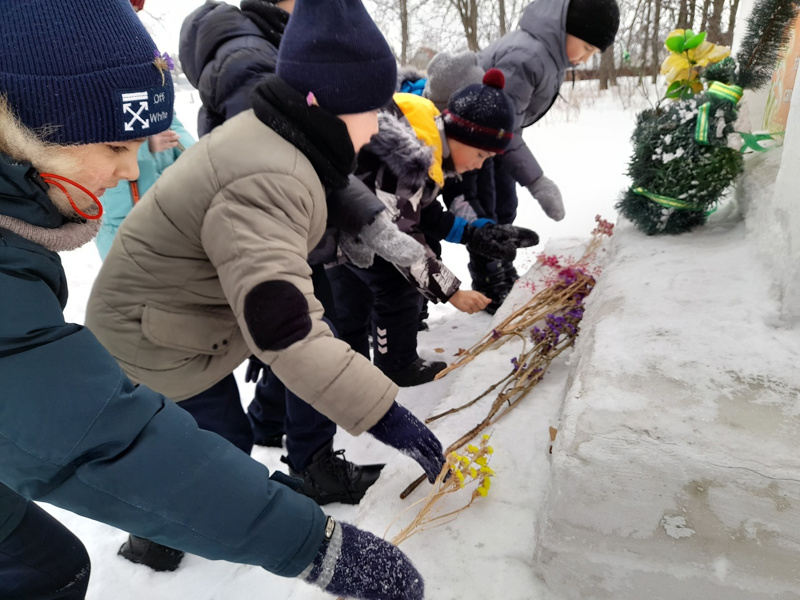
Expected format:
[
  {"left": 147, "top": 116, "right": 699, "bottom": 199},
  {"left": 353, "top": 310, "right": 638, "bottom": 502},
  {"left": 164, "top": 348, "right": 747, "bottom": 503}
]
[
  {"left": 118, "top": 534, "right": 184, "bottom": 572},
  {"left": 287, "top": 441, "right": 384, "bottom": 505},
  {"left": 384, "top": 357, "right": 447, "bottom": 387}
]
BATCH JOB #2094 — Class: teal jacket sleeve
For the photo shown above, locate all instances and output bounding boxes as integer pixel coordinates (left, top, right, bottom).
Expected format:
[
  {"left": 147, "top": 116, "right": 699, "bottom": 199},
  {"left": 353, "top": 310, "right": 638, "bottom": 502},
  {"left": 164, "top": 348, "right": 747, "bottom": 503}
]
[{"left": 0, "top": 249, "right": 326, "bottom": 576}]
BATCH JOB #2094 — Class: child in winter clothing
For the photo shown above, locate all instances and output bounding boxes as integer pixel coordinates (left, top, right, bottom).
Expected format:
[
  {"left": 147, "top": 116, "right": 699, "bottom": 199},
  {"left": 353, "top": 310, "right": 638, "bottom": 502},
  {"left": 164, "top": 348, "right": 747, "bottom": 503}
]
[
  {"left": 95, "top": 119, "right": 194, "bottom": 259},
  {"left": 332, "top": 70, "right": 539, "bottom": 386},
  {"left": 422, "top": 0, "right": 620, "bottom": 312},
  {"left": 179, "top": 0, "right": 424, "bottom": 513},
  {"left": 0, "top": 1, "right": 428, "bottom": 599}
]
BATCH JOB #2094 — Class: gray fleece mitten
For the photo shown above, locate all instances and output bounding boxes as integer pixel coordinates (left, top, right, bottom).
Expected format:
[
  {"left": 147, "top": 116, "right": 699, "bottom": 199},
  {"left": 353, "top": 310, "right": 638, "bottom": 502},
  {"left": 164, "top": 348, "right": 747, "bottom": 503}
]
[
  {"left": 339, "top": 211, "right": 425, "bottom": 268},
  {"left": 526, "top": 175, "right": 565, "bottom": 221}
]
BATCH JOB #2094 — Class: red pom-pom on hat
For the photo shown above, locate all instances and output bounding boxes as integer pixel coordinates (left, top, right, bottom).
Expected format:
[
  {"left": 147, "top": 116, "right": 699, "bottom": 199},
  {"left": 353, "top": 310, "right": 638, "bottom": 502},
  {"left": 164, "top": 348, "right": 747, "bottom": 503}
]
[{"left": 482, "top": 68, "right": 505, "bottom": 89}]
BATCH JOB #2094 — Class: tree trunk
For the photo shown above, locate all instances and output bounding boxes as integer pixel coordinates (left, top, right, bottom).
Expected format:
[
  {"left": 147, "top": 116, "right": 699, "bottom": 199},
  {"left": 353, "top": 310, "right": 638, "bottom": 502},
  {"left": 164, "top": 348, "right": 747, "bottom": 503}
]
[
  {"left": 642, "top": 0, "right": 652, "bottom": 80},
  {"left": 499, "top": 0, "right": 507, "bottom": 36},
  {"left": 598, "top": 46, "right": 617, "bottom": 90},
  {"left": 399, "top": 0, "right": 409, "bottom": 65},
  {"left": 677, "top": 0, "right": 690, "bottom": 28},
  {"left": 700, "top": 0, "right": 712, "bottom": 32},
  {"left": 726, "top": 0, "right": 741, "bottom": 44},
  {"left": 687, "top": 0, "right": 698, "bottom": 29},
  {"left": 450, "top": 0, "right": 481, "bottom": 51},
  {"left": 706, "top": 0, "right": 726, "bottom": 43},
  {"left": 651, "top": 0, "right": 662, "bottom": 83}
]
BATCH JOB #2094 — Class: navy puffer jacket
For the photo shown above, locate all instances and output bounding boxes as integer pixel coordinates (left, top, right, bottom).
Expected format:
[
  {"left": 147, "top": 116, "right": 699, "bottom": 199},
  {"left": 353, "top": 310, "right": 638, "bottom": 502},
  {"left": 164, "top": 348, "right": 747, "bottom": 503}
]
[{"left": 180, "top": 0, "right": 287, "bottom": 137}]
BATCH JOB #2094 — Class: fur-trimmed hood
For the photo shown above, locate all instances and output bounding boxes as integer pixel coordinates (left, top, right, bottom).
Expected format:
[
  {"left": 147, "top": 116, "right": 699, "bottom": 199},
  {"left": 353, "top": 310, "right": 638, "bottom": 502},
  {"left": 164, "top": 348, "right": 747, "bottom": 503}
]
[
  {"left": 0, "top": 99, "right": 100, "bottom": 250},
  {"left": 363, "top": 106, "right": 433, "bottom": 192},
  {"left": 396, "top": 65, "right": 427, "bottom": 91}
]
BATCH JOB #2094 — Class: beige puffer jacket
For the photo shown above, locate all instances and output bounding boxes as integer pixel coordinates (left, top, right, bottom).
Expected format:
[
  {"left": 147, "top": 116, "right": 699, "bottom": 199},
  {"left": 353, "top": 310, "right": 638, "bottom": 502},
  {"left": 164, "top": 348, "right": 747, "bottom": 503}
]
[{"left": 86, "top": 110, "right": 397, "bottom": 435}]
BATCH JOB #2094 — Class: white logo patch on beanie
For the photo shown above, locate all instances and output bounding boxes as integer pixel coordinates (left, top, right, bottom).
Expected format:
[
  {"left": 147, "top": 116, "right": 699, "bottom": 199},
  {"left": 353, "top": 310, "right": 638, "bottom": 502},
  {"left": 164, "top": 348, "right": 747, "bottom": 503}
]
[
  {"left": 121, "top": 91, "right": 151, "bottom": 132},
  {"left": 119, "top": 87, "right": 171, "bottom": 134}
]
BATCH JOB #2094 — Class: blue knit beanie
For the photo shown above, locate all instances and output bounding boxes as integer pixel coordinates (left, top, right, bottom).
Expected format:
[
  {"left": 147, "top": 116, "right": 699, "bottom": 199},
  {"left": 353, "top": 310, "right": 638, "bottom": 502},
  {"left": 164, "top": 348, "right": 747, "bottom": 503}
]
[
  {"left": 443, "top": 69, "right": 515, "bottom": 154},
  {"left": 276, "top": 0, "right": 397, "bottom": 115},
  {"left": 0, "top": 0, "right": 174, "bottom": 145}
]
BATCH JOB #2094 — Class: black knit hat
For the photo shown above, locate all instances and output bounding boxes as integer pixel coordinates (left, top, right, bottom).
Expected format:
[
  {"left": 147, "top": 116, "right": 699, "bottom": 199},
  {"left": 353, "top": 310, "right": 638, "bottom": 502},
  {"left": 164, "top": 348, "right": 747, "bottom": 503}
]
[
  {"left": 565, "top": 0, "right": 620, "bottom": 52},
  {"left": 442, "top": 69, "right": 514, "bottom": 154},
  {"left": 0, "top": 0, "right": 173, "bottom": 144},
  {"left": 276, "top": 0, "right": 397, "bottom": 115}
]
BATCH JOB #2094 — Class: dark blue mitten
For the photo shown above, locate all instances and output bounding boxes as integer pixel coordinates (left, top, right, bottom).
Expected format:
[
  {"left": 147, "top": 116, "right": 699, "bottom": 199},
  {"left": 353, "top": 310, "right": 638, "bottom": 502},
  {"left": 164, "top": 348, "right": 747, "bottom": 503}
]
[
  {"left": 303, "top": 519, "right": 424, "bottom": 600},
  {"left": 368, "top": 402, "right": 445, "bottom": 483},
  {"left": 244, "top": 357, "right": 266, "bottom": 383}
]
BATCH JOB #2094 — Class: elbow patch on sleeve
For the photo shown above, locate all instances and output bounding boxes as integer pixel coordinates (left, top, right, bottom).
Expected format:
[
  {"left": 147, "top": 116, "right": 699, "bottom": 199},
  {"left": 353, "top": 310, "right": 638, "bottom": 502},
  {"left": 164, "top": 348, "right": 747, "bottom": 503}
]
[{"left": 244, "top": 280, "right": 312, "bottom": 351}]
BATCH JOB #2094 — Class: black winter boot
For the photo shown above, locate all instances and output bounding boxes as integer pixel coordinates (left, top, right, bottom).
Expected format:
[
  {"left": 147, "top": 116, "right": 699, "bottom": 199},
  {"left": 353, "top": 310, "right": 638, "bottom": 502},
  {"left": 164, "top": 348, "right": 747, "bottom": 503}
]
[
  {"left": 418, "top": 300, "right": 430, "bottom": 332},
  {"left": 384, "top": 357, "right": 447, "bottom": 387},
  {"left": 468, "top": 255, "right": 513, "bottom": 315},
  {"left": 288, "top": 442, "right": 384, "bottom": 505},
  {"left": 502, "top": 259, "right": 519, "bottom": 287},
  {"left": 118, "top": 535, "right": 184, "bottom": 572}
]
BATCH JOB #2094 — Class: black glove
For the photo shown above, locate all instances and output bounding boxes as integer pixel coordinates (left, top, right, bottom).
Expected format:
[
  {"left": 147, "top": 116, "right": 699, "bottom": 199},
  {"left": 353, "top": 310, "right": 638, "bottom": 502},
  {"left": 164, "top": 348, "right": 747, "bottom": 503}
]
[
  {"left": 462, "top": 222, "right": 539, "bottom": 261},
  {"left": 244, "top": 356, "right": 266, "bottom": 383},
  {"left": 303, "top": 519, "right": 424, "bottom": 600},
  {"left": 368, "top": 402, "right": 445, "bottom": 483}
]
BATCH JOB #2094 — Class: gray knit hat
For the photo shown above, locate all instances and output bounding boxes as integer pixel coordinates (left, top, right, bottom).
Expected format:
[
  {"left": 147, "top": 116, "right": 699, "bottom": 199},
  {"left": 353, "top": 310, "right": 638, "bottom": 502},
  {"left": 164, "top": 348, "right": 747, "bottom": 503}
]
[{"left": 424, "top": 51, "right": 485, "bottom": 111}]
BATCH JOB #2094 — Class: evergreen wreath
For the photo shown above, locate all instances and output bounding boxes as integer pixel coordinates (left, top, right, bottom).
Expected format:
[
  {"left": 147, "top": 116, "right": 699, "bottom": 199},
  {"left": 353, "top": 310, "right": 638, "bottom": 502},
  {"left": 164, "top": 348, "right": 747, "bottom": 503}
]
[{"left": 617, "top": 0, "right": 800, "bottom": 235}]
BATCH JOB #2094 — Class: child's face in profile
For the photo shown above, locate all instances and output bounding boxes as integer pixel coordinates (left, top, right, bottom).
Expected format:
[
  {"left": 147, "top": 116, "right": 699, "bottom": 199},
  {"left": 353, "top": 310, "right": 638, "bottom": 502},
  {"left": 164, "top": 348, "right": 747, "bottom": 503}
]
[
  {"left": 55, "top": 139, "right": 145, "bottom": 208},
  {"left": 448, "top": 138, "right": 495, "bottom": 174},
  {"left": 338, "top": 111, "right": 380, "bottom": 153},
  {"left": 566, "top": 34, "right": 601, "bottom": 65}
]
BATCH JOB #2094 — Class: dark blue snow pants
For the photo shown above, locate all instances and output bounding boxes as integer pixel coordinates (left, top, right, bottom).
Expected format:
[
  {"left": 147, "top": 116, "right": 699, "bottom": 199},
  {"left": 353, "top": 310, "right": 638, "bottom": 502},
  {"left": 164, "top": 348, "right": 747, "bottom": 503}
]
[
  {"left": 0, "top": 486, "right": 90, "bottom": 600},
  {"left": 327, "top": 258, "right": 424, "bottom": 375},
  {"left": 247, "top": 370, "right": 337, "bottom": 471}
]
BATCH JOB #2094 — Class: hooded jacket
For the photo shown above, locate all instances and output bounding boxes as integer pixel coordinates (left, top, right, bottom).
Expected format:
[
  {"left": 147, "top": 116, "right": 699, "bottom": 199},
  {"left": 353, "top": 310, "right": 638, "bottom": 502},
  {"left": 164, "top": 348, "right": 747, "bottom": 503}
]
[
  {"left": 0, "top": 151, "right": 325, "bottom": 575},
  {"left": 478, "top": 0, "right": 572, "bottom": 186},
  {"left": 86, "top": 76, "right": 398, "bottom": 435},
  {"left": 180, "top": 0, "right": 288, "bottom": 137},
  {"left": 95, "top": 116, "right": 195, "bottom": 259},
  {"left": 355, "top": 93, "right": 461, "bottom": 303},
  {"left": 179, "top": 0, "right": 384, "bottom": 264}
]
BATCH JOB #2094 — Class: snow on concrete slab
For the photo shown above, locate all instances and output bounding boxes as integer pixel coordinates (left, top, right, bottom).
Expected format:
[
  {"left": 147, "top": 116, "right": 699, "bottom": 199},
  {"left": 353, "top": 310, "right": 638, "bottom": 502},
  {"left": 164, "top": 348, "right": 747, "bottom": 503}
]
[{"left": 535, "top": 215, "right": 800, "bottom": 599}]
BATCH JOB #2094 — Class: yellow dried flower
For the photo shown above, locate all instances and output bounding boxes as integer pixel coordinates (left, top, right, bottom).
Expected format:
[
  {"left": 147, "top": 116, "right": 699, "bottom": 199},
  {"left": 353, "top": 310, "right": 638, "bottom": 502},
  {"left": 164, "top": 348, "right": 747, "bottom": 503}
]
[
  {"left": 475, "top": 456, "right": 488, "bottom": 467},
  {"left": 468, "top": 467, "right": 478, "bottom": 479},
  {"left": 480, "top": 466, "right": 495, "bottom": 476},
  {"left": 467, "top": 444, "right": 480, "bottom": 454},
  {"left": 482, "top": 434, "right": 490, "bottom": 441},
  {"left": 476, "top": 486, "right": 488, "bottom": 497},
  {"left": 486, "top": 446, "right": 494, "bottom": 454}
]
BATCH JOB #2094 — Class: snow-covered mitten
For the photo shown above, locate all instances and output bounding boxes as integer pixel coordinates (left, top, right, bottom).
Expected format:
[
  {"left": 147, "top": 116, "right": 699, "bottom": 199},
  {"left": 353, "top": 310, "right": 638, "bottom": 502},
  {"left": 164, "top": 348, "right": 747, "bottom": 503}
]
[
  {"left": 368, "top": 401, "right": 445, "bottom": 483},
  {"left": 462, "top": 222, "right": 539, "bottom": 261},
  {"left": 302, "top": 519, "right": 424, "bottom": 600},
  {"left": 526, "top": 175, "right": 565, "bottom": 221},
  {"left": 339, "top": 211, "right": 425, "bottom": 268}
]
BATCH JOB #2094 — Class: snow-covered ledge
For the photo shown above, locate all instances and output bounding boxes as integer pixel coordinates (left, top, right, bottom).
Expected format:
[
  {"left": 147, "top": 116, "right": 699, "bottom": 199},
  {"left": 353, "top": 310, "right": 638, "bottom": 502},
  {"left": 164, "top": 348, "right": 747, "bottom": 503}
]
[
  {"left": 734, "top": 0, "right": 800, "bottom": 322},
  {"left": 738, "top": 90, "right": 800, "bottom": 322},
  {"left": 533, "top": 217, "right": 800, "bottom": 598}
]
